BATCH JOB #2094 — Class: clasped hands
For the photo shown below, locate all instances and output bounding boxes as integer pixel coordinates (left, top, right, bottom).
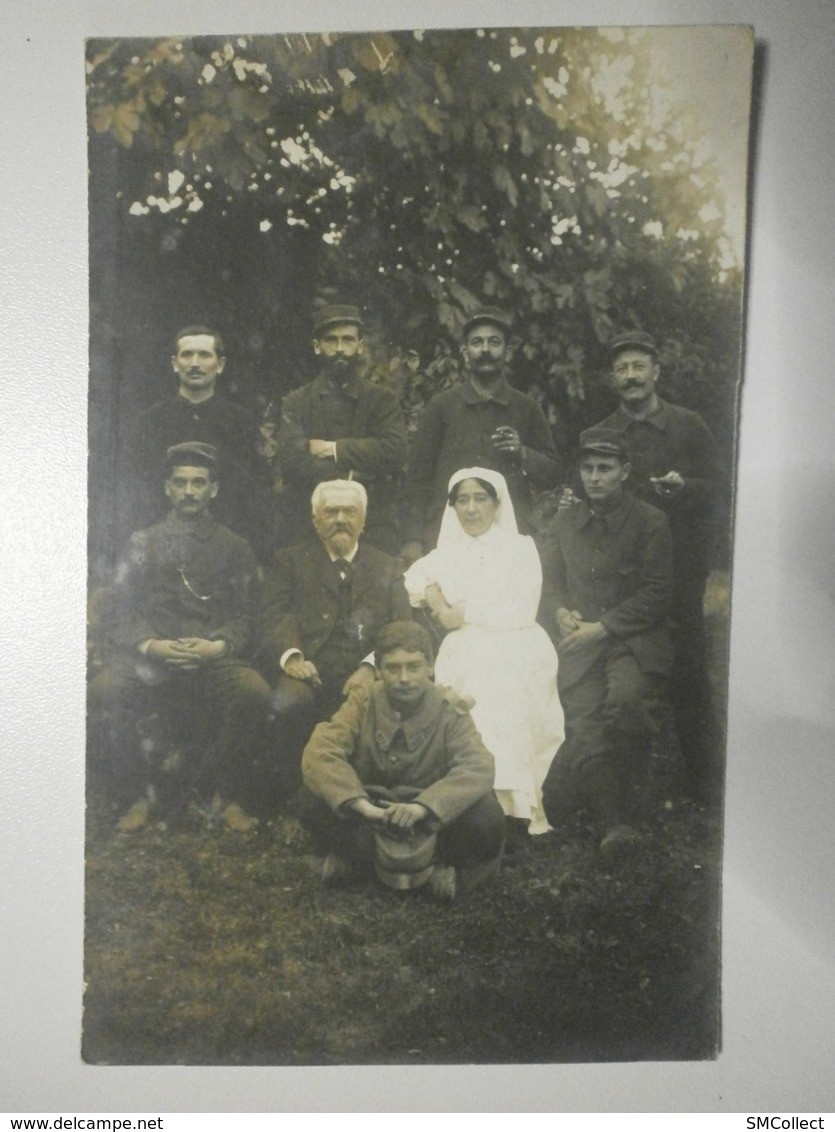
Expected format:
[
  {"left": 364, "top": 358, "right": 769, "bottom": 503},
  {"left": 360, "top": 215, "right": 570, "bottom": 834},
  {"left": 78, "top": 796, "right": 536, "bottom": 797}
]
[
  {"left": 348, "top": 796, "right": 428, "bottom": 829},
  {"left": 145, "top": 637, "right": 227, "bottom": 668},
  {"left": 555, "top": 608, "right": 608, "bottom": 655}
]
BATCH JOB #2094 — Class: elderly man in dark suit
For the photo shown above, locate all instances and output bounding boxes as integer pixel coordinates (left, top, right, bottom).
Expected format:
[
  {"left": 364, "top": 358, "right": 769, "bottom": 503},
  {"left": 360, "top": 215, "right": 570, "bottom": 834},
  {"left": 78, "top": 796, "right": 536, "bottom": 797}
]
[{"left": 260, "top": 478, "right": 412, "bottom": 794}]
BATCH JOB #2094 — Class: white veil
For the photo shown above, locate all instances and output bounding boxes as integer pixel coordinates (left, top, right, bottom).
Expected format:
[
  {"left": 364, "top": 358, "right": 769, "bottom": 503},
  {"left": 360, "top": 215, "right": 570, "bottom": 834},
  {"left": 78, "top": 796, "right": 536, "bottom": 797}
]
[
  {"left": 404, "top": 466, "right": 561, "bottom": 836},
  {"left": 404, "top": 465, "right": 536, "bottom": 614},
  {"left": 435, "top": 466, "right": 520, "bottom": 550}
]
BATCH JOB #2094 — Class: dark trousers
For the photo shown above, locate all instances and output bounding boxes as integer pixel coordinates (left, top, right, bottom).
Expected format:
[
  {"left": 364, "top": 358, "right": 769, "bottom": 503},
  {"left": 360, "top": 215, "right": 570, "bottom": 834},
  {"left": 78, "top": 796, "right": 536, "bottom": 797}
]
[
  {"left": 543, "top": 645, "right": 658, "bottom": 831},
  {"left": 670, "top": 575, "right": 722, "bottom": 801},
  {"left": 268, "top": 674, "right": 348, "bottom": 799},
  {"left": 296, "top": 786, "right": 506, "bottom": 872},
  {"left": 268, "top": 630, "right": 368, "bottom": 799},
  {"left": 88, "top": 655, "right": 274, "bottom": 810}
]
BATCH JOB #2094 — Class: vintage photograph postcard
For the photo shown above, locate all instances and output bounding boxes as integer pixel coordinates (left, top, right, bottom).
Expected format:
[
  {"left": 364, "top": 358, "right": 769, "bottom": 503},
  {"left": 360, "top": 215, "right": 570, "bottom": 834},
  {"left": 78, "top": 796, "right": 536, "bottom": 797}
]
[{"left": 84, "top": 25, "right": 754, "bottom": 1065}]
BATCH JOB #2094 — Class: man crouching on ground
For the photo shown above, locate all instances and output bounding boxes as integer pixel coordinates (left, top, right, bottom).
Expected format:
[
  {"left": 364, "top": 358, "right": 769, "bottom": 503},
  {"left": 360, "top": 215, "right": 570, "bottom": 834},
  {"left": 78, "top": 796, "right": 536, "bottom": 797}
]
[{"left": 300, "top": 621, "right": 505, "bottom": 902}]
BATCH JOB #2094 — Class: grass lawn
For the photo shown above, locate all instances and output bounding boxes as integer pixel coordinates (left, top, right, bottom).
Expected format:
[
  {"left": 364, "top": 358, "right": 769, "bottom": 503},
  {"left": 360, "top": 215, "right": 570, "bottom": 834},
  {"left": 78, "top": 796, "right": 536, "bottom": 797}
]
[{"left": 83, "top": 574, "right": 729, "bottom": 1065}]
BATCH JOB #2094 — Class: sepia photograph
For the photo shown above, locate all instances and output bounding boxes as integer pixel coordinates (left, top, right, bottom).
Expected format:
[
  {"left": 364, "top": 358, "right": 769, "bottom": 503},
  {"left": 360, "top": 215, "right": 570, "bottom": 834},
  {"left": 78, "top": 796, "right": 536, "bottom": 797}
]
[
  {"left": 4, "top": 0, "right": 835, "bottom": 1113},
  {"left": 81, "top": 24, "right": 755, "bottom": 1067},
  {"left": 79, "top": 26, "right": 755, "bottom": 1068}
]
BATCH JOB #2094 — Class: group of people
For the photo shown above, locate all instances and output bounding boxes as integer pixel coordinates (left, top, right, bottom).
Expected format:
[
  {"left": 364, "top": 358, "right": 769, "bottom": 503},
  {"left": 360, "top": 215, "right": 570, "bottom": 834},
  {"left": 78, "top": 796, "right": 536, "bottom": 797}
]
[{"left": 88, "top": 304, "right": 724, "bottom": 902}]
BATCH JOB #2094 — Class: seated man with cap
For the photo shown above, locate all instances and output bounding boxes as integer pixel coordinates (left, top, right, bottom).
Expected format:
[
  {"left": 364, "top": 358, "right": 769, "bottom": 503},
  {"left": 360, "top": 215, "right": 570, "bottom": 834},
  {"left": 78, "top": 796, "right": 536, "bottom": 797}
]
[
  {"left": 259, "top": 478, "right": 412, "bottom": 800},
  {"left": 539, "top": 428, "right": 674, "bottom": 855},
  {"left": 401, "top": 306, "right": 559, "bottom": 560},
  {"left": 88, "top": 442, "right": 274, "bottom": 832},
  {"left": 300, "top": 621, "right": 505, "bottom": 902},
  {"left": 120, "top": 325, "right": 276, "bottom": 564},
  {"left": 276, "top": 303, "right": 406, "bottom": 553}
]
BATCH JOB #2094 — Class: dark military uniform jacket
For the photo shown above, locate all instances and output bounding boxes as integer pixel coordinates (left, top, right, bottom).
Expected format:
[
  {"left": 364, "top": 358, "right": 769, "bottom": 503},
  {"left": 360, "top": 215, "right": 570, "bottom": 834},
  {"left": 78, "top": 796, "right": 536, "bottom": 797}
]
[
  {"left": 277, "top": 370, "right": 406, "bottom": 545},
  {"left": 597, "top": 398, "right": 722, "bottom": 581},
  {"left": 403, "top": 376, "right": 559, "bottom": 546},
  {"left": 541, "top": 492, "right": 674, "bottom": 687},
  {"left": 121, "top": 393, "right": 273, "bottom": 561},
  {"left": 104, "top": 512, "right": 259, "bottom": 657}
]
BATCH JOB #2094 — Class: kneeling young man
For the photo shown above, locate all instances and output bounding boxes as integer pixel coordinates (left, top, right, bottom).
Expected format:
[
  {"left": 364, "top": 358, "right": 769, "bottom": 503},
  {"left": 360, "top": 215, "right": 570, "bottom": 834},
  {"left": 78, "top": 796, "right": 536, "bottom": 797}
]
[{"left": 300, "top": 621, "right": 505, "bottom": 901}]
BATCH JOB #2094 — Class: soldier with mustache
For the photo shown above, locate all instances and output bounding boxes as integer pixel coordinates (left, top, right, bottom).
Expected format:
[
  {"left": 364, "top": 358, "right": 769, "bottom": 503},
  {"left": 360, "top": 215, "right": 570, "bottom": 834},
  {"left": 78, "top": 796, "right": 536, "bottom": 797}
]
[
  {"left": 89, "top": 443, "right": 273, "bottom": 833},
  {"left": 122, "top": 326, "right": 274, "bottom": 563},
  {"left": 401, "top": 307, "right": 560, "bottom": 561},
  {"left": 594, "top": 330, "right": 724, "bottom": 804},
  {"left": 276, "top": 304, "right": 406, "bottom": 553}
]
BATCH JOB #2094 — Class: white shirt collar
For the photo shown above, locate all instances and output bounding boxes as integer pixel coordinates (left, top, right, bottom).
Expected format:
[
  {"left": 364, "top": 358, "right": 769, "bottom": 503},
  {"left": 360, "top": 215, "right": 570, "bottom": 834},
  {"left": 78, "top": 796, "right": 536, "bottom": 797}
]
[{"left": 325, "top": 543, "right": 359, "bottom": 564}]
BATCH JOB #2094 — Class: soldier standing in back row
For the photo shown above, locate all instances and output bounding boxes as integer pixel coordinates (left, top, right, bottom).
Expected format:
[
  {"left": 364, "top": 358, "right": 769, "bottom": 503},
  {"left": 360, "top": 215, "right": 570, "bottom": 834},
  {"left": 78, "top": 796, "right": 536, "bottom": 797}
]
[
  {"left": 122, "top": 325, "right": 275, "bottom": 563},
  {"left": 595, "top": 330, "right": 724, "bottom": 803},
  {"left": 276, "top": 304, "right": 406, "bottom": 553},
  {"left": 401, "top": 307, "right": 560, "bottom": 561}
]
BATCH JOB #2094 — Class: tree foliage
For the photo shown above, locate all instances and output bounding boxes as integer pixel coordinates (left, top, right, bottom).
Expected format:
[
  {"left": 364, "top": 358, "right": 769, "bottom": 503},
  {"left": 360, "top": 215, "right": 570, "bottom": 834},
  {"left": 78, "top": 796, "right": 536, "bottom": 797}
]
[{"left": 86, "top": 28, "right": 744, "bottom": 444}]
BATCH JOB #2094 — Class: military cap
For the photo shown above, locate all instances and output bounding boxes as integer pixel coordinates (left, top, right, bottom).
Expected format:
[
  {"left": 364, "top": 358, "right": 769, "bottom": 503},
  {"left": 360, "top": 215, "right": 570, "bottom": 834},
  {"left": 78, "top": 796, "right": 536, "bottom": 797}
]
[
  {"left": 374, "top": 826, "right": 438, "bottom": 891},
  {"left": 577, "top": 428, "right": 629, "bottom": 460},
  {"left": 462, "top": 306, "right": 512, "bottom": 338},
  {"left": 609, "top": 329, "right": 658, "bottom": 359},
  {"left": 313, "top": 303, "right": 363, "bottom": 335},
  {"left": 165, "top": 441, "right": 219, "bottom": 470}
]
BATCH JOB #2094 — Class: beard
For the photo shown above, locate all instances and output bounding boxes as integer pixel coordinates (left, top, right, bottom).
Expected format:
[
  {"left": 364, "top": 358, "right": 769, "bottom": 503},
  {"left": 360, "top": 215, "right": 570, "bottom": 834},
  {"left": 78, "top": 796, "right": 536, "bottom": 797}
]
[
  {"left": 323, "top": 528, "right": 358, "bottom": 556},
  {"left": 322, "top": 354, "right": 360, "bottom": 384}
]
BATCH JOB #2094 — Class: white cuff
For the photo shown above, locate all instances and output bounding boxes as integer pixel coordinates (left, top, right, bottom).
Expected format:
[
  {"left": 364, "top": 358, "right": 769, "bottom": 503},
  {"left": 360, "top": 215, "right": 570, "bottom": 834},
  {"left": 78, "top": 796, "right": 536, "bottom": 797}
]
[{"left": 280, "top": 648, "right": 303, "bottom": 671}]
